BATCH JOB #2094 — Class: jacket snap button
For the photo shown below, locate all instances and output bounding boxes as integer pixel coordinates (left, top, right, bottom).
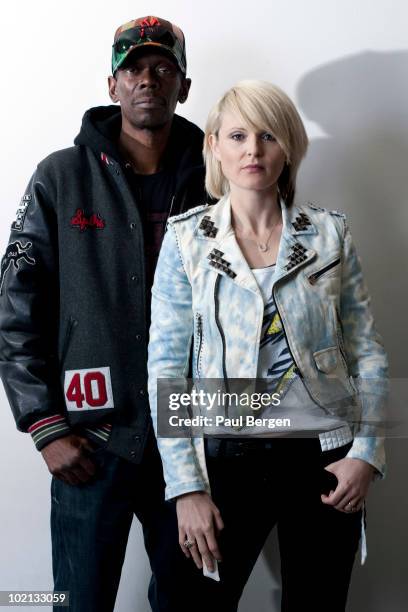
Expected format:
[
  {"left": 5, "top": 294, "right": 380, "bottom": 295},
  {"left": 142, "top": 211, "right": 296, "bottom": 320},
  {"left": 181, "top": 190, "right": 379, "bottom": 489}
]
[
  {"left": 130, "top": 222, "right": 136, "bottom": 229},
  {"left": 131, "top": 275, "right": 139, "bottom": 282},
  {"left": 139, "top": 389, "right": 145, "bottom": 396},
  {"left": 135, "top": 334, "right": 142, "bottom": 341},
  {"left": 130, "top": 450, "right": 137, "bottom": 458},
  {"left": 133, "top": 435, "right": 141, "bottom": 441}
]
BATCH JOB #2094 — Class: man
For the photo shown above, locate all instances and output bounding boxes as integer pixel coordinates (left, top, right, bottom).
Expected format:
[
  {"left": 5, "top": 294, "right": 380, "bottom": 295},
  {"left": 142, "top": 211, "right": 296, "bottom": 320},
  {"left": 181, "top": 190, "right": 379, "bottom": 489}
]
[{"left": 0, "top": 16, "right": 208, "bottom": 612}]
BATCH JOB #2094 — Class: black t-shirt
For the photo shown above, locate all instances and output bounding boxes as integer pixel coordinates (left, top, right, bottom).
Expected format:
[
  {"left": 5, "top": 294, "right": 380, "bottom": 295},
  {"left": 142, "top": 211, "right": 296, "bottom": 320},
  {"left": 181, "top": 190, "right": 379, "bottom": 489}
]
[{"left": 124, "top": 164, "right": 176, "bottom": 325}]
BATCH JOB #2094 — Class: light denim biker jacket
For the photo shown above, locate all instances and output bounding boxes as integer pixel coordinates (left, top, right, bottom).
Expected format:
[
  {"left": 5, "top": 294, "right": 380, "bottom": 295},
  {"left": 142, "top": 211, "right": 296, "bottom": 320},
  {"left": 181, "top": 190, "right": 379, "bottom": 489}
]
[{"left": 148, "top": 195, "right": 388, "bottom": 502}]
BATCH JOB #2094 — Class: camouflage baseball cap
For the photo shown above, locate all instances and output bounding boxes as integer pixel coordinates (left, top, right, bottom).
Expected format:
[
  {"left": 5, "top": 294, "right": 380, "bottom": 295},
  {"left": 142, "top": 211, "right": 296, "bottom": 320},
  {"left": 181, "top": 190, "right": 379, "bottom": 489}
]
[{"left": 112, "top": 16, "right": 187, "bottom": 75}]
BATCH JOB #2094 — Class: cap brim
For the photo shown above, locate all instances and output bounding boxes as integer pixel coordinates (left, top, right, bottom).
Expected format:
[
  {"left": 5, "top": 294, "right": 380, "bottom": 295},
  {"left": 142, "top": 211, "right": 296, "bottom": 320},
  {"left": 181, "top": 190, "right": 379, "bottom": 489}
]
[{"left": 114, "top": 42, "right": 184, "bottom": 74}]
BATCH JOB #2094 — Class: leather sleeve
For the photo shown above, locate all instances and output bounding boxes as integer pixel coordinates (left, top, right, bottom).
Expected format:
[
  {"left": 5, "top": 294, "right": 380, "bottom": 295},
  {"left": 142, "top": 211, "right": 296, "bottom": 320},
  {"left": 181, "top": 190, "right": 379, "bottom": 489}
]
[{"left": 0, "top": 170, "right": 70, "bottom": 448}]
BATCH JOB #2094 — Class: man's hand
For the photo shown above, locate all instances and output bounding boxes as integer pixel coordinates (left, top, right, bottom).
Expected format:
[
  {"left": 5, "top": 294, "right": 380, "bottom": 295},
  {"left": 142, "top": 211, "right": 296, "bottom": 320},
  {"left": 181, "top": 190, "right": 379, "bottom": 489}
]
[
  {"left": 176, "top": 491, "right": 224, "bottom": 571},
  {"left": 321, "top": 457, "right": 375, "bottom": 513},
  {"left": 41, "top": 434, "right": 97, "bottom": 485}
]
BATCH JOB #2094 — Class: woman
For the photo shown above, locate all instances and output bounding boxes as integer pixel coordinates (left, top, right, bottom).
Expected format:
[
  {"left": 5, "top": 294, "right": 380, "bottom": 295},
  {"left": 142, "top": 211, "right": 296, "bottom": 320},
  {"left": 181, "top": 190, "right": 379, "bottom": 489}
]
[{"left": 148, "top": 81, "right": 387, "bottom": 611}]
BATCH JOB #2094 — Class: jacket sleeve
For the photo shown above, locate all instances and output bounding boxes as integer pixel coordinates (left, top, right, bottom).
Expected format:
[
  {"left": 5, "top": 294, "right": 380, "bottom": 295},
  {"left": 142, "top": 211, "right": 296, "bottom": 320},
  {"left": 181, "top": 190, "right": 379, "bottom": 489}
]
[
  {"left": 337, "top": 219, "right": 388, "bottom": 477},
  {"left": 0, "top": 170, "right": 70, "bottom": 450},
  {"left": 148, "top": 223, "right": 210, "bottom": 500}
]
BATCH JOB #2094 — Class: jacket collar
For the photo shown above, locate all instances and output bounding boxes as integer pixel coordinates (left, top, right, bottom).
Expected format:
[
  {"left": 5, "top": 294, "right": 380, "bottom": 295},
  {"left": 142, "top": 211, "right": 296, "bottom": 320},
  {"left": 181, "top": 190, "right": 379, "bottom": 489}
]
[{"left": 195, "top": 195, "right": 317, "bottom": 294}]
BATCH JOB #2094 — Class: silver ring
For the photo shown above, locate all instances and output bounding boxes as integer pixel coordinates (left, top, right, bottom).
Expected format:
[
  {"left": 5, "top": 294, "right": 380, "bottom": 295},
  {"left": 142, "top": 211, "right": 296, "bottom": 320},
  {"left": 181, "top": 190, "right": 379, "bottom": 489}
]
[
  {"left": 183, "top": 539, "right": 195, "bottom": 549},
  {"left": 346, "top": 501, "right": 356, "bottom": 512}
]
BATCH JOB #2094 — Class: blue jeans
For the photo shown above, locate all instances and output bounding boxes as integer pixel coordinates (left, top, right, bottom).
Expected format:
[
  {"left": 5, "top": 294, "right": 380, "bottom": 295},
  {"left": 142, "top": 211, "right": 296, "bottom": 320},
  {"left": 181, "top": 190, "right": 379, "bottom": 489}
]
[{"left": 50, "top": 433, "right": 211, "bottom": 612}]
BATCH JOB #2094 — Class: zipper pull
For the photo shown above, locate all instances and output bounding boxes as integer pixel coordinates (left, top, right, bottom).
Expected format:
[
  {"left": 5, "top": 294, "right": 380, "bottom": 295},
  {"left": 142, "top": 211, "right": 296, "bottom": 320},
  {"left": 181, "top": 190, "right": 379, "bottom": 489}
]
[{"left": 308, "top": 257, "right": 341, "bottom": 285}]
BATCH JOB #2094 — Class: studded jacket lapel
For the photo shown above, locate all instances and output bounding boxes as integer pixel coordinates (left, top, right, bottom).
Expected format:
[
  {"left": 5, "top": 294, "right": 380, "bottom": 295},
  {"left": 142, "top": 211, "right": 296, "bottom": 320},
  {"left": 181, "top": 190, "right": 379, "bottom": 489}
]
[
  {"left": 273, "top": 203, "right": 317, "bottom": 282},
  {"left": 195, "top": 196, "right": 261, "bottom": 295},
  {"left": 195, "top": 196, "right": 317, "bottom": 292}
]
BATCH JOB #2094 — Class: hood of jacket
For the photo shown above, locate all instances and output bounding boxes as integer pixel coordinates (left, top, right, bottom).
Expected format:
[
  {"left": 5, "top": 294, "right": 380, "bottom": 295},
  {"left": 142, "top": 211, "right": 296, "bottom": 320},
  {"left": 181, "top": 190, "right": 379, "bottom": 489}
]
[{"left": 73, "top": 105, "right": 205, "bottom": 193}]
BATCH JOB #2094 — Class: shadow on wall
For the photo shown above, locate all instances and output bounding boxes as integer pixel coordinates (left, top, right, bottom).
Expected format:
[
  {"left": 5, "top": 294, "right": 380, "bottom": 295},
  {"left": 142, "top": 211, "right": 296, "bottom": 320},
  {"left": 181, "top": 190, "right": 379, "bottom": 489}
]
[
  {"left": 297, "top": 50, "right": 408, "bottom": 376},
  {"left": 241, "top": 51, "right": 408, "bottom": 612}
]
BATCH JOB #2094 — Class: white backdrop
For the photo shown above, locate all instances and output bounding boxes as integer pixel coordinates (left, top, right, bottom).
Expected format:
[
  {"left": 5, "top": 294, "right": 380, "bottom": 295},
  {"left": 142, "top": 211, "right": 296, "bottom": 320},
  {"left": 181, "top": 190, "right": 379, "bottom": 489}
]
[{"left": 0, "top": 1, "right": 407, "bottom": 611}]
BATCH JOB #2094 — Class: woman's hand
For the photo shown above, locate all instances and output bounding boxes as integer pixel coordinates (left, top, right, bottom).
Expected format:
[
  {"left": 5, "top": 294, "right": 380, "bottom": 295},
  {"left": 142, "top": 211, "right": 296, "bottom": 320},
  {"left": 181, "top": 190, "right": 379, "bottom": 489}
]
[
  {"left": 176, "top": 491, "right": 224, "bottom": 571},
  {"left": 321, "top": 457, "right": 375, "bottom": 513}
]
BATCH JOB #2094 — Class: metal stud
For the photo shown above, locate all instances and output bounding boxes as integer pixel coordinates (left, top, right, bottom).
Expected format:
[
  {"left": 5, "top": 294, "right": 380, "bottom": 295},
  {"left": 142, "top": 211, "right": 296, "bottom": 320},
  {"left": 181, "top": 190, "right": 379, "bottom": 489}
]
[
  {"left": 292, "top": 213, "right": 312, "bottom": 232},
  {"left": 285, "top": 242, "right": 308, "bottom": 271},
  {"left": 208, "top": 248, "right": 236, "bottom": 278},
  {"left": 199, "top": 215, "right": 219, "bottom": 238}
]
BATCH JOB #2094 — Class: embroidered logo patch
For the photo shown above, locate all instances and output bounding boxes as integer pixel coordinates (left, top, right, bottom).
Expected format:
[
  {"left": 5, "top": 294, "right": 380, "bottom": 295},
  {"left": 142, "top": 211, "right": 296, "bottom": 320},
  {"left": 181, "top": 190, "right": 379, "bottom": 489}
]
[
  {"left": 11, "top": 194, "right": 32, "bottom": 231},
  {"left": 0, "top": 241, "right": 36, "bottom": 294},
  {"left": 64, "top": 366, "right": 114, "bottom": 411},
  {"left": 70, "top": 209, "right": 106, "bottom": 232},
  {"left": 101, "top": 152, "right": 114, "bottom": 166}
]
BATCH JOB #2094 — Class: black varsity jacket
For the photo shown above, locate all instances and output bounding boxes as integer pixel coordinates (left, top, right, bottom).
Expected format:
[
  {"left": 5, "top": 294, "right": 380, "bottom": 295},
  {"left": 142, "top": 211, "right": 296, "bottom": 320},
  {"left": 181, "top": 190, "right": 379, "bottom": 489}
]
[{"left": 0, "top": 105, "right": 207, "bottom": 463}]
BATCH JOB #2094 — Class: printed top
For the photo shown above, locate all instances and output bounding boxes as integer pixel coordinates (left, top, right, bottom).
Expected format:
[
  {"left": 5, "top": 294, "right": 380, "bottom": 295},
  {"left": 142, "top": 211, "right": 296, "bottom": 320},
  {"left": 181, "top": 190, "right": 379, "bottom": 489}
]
[{"left": 252, "top": 264, "right": 349, "bottom": 438}]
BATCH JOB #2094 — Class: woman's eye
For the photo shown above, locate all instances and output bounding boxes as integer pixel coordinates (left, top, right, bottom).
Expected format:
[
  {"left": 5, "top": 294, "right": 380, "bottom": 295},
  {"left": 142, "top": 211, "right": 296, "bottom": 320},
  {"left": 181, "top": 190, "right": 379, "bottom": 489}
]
[
  {"left": 262, "top": 133, "right": 276, "bottom": 142},
  {"left": 230, "top": 133, "right": 245, "bottom": 141}
]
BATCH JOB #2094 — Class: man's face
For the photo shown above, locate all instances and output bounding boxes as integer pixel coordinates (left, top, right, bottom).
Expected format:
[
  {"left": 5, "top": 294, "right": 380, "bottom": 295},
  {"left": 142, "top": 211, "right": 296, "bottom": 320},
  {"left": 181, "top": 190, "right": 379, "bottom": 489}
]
[{"left": 108, "top": 48, "right": 191, "bottom": 131}]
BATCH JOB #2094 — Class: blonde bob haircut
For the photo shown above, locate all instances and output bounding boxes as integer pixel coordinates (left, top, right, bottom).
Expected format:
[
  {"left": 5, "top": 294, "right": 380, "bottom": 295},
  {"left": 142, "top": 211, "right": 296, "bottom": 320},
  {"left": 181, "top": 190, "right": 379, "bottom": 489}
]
[{"left": 204, "top": 80, "right": 308, "bottom": 206}]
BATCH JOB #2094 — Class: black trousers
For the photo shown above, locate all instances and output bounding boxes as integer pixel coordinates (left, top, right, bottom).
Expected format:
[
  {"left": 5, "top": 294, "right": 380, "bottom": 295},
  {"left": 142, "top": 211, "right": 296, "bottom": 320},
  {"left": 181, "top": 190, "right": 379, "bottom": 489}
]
[
  {"left": 203, "top": 437, "right": 362, "bottom": 612},
  {"left": 51, "top": 432, "right": 210, "bottom": 612},
  {"left": 51, "top": 435, "right": 361, "bottom": 612}
]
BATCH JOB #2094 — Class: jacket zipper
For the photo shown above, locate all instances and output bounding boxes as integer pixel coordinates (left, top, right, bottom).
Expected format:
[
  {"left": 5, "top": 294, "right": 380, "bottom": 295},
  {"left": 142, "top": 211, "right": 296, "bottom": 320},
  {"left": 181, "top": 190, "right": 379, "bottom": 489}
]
[
  {"left": 271, "top": 284, "right": 300, "bottom": 376},
  {"left": 195, "top": 313, "right": 203, "bottom": 378},
  {"left": 214, "top": 275, "right": 230, "bottom": 417},
  {"left": 308, "top": 257, "right": 341, "bottom": 285},
  {"left": 334, "top": 306, "right": 357, "bottom": 394},
  {"left": 335, "top": 305, "right": 348, "bottom": 367}
]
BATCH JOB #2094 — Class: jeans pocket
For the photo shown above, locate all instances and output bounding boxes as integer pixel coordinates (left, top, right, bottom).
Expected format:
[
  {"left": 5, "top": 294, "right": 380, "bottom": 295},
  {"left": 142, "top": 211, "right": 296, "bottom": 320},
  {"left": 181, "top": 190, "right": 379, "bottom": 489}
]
[
  {"left": 320, "top": 467, "right": 338, "bottom": 495},
  {"left": 319, "top": 441, "right": 353, "bottom": 494}
]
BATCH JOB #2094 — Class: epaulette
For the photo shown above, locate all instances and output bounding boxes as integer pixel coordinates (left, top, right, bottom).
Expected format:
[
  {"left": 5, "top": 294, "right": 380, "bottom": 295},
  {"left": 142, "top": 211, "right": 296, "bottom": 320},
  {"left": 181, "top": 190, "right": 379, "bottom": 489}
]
[
  {"left": 307, "top": 202, "right": 346, "bottom": 219},
  {"left": 329, "top": 209, "right": 346, "bottom": 219},
  {"left": 167, "top": 203, "right": 210, "bottom": 225}
]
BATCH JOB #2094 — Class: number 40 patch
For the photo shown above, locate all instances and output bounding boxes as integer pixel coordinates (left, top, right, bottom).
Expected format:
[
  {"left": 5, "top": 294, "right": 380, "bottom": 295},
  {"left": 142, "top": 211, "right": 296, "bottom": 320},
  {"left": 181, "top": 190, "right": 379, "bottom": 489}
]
[{"left": 64, "top": 367, "right": 114, "bottom": 411}]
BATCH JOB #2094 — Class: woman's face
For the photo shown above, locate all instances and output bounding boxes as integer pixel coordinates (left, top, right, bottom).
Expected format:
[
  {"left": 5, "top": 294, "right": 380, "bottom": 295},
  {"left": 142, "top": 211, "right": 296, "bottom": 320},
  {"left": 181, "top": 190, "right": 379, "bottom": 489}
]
[{"left": 209, "top": 111, "right": 286, "bottom": 196}]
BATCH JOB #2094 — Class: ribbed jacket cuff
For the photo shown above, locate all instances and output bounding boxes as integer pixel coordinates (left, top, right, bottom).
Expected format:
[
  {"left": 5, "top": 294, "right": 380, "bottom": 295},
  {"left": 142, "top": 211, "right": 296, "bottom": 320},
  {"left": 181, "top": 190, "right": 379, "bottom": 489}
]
[
  {"left": 27, "top": 415, "right": 71, "bottom": 450},
  {"left": 165, "top": 480, "right": 210, "bottom": 501}
]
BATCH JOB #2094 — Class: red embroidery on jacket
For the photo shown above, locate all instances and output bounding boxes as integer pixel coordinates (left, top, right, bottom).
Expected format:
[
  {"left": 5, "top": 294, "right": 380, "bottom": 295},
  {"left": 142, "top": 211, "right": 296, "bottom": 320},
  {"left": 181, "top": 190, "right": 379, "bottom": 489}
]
[
  {"left": 70, "top": 209, "right": 106, "bottom": 232},
  {"left": 100, "top": 152, "right": 113, "bottom": 166}
]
